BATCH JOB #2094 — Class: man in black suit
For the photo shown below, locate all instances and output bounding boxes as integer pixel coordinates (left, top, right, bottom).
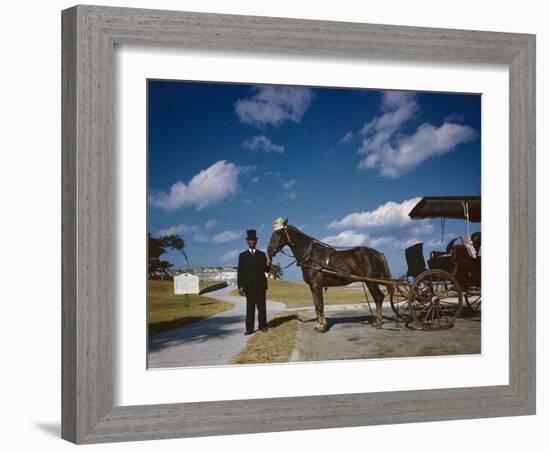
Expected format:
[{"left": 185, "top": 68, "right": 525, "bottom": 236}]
[{"left": 237, "top": 229, "right": 272, "bottom": 335}]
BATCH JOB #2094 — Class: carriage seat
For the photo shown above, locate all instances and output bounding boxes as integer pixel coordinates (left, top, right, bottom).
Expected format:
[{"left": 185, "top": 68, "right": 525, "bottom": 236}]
[
  {"left": 427, "top": 232, "right": 482, "bottom": 274},
  {"left": 427, "top": 237, "right": 455, "bottom": 271},
  {"left": 405, "top": 242, "right": 427, "bottom": 279},
  {"left": 428, "top": 250, "right": 452, "bottom": 272}
]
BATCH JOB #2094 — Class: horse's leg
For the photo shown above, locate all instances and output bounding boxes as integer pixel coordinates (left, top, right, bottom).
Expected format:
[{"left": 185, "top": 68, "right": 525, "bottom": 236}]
[
  {"left": 366, "top": 282, "right": 385, "bottom": 328},
  {"left": 309, "top": 283, "right": 327, "bottom": 332},
  {"left": 317, "top": 287, "right": 328, "bottom": 331}
]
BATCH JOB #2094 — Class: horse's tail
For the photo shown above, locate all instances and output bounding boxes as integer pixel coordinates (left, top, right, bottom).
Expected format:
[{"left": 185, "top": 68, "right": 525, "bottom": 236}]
[
  {"left": 379, "top": 252, "right": 392, "bottom": 279},
  {"left": 377, "top": 251, "right": 394, "bottom": 298}
]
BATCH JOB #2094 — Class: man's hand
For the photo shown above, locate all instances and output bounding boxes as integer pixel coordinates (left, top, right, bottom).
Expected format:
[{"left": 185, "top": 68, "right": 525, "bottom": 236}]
[
  {"left": 238, "top": 287, "right": 245, "bottom": 296},
  {"left": 267, "top": 256, "right": 272, "bottom": 266}
]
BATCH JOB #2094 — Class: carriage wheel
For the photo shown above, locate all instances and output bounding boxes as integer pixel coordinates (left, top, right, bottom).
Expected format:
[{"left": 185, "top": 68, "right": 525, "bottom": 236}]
[
  {"left": 409, "top": 269, "right": 463, "bottom": 331},
  {"left": 465, "top": 291, "right": 482, "bottom": 313},
  {"left": 390, "top": 284, "right": 411, "bottom": 320}
]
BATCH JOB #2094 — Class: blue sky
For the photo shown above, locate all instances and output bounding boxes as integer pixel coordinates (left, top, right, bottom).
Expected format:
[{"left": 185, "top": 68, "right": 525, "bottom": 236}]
[{"left": 148, "top": 80, "right": 481, "bottom": 279}]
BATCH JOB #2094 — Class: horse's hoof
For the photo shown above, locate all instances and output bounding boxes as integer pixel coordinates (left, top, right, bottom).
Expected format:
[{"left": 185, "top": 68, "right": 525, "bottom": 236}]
[
  {"left": 372, "top": 321, "right": 383, "bottom": 329},
  {"left": 314, "top": 326, "right": 327, "bottom": 334}
]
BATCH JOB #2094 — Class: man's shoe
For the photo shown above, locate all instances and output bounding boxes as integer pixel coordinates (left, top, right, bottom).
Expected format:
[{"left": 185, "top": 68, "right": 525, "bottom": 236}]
[{"left": 244, "top": 330, "right": 254, "bottom": 336}]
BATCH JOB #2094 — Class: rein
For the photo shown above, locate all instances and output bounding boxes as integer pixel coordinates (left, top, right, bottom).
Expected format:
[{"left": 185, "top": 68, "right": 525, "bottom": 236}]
[
  {"left": 271, "top": 227, "right": 301, "bottom": 268},
  {"left": 279, "top": 248, "right": 298, "bottom": 268}
]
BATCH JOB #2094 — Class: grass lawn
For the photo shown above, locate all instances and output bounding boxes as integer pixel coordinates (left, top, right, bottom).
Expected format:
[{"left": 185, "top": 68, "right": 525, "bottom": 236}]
[
  {"left": 231, "top": 312, "right": 303, "bottom": 364},
  {"left": 148, "top": 280, "right": 234, "bottom": 336},
  {"left": 231, "top": 279, "right": 389, "bottom": 308}
]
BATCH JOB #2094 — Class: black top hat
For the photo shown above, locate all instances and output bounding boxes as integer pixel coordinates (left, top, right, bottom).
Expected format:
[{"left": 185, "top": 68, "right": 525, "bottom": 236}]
[{"left": 246, "top": 229, "right": 258, "bottom": 241}]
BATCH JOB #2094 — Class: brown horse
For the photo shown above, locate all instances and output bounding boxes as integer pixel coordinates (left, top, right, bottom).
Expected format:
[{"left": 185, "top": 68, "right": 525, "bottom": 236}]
[{"left": 267, "top": 219, "right": 392, "bottom": 332}]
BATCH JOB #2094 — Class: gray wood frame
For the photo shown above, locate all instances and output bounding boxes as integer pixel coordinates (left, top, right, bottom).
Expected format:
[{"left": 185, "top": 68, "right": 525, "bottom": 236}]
[{"left": 62, "top": 5, "right": 536, "bottom": 444}]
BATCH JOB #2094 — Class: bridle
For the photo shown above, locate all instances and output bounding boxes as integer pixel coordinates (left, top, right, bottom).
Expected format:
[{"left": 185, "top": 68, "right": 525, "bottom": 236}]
[
  {"left": 270, "top": 226, "right": 326, "bottom": 269},
  {"left": 269, "top": 226, "right": 297, "bottom": 267}
]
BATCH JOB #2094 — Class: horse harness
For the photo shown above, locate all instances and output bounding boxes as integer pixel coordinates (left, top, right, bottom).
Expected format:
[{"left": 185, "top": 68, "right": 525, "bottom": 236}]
[
  {"left": 279, "top": 226, "right": 365, "bottom": 281},
  {"left": 278, "top": 226, "right": 377, "bottom": 317}
]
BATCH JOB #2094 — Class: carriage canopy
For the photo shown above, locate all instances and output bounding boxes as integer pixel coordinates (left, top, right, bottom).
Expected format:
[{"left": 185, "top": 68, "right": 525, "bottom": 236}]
[{"left": 408, "top": 196, "right": 481, "bottom": 222}]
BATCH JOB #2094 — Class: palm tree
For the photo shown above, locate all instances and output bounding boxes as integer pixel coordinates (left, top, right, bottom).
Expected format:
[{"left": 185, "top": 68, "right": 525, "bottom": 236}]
[{"left": 269, "top": 262, "right": 283, "bottom": 280}]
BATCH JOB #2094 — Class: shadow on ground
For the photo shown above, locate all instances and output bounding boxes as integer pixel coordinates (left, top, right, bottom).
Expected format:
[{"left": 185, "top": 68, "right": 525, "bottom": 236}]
[
  {"left": 295, "top": 306, "right": 481, "bottom": 361},
  {"left": 149, "top": 314, "right": 245, "bottom": 353},
  {"left": 325, "top": 314, "right": 400, "bottom": 330},
  {"left": 267, "top": 313, "right": 300, "bottom": 330}
]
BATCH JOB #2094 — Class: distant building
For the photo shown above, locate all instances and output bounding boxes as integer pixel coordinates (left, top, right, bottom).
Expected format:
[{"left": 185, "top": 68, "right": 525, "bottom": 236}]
[{"left": 188, "top": 266, "right": 238, "bottom": 285}]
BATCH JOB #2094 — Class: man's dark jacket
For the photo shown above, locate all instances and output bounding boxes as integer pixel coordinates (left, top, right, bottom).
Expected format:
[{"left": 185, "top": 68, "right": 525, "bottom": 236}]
[{"left": 237, "top": 249, "right": 270, "bottom": 295}]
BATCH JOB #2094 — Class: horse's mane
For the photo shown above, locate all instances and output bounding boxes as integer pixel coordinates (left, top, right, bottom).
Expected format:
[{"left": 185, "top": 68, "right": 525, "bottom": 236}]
[{"left": 287, "top": 224, "right": 334, "bottom": 250}]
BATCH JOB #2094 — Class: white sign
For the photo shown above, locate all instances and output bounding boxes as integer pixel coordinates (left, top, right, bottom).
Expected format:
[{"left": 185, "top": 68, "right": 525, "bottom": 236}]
[{"left": 173, "top": 273, "right": 199, "bottom": 295}]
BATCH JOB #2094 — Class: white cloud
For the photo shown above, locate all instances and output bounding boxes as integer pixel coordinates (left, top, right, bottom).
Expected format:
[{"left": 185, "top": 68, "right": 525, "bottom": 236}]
[
  {"left": 329, "top": 197, "right": 422, "bottom": 229},
  {"left": 220, "top": 249, "right": 239, "bottom": 263},
  {"left": 322, "top": 230, "right": 368, "bottom": 247},
  {"left": 239, "top": 164, "right": 257, "bottom": 175},
  {"left": 283, "top": 191, "right": 297, "bottom": 200},
  {"left": 320, "top": 232, "right": 429, "bottom": 252},
  {"left": 211, "top": 230, "right": 241, "bottom": 244},
  {"left": 340, "top": 131, "right": 354, "bottom": 144},
  {"left": 242, "top": 135, "right": 285, "bottom": 153},
  {"left": 235, "top": 86, "right": 313, "bottom": 127},
  {"left": 193, "top": 233, "right": 210, "bottom": 243},
  {"left": 359, "top": 122, "right": 478, "bottom": 178},
  {"left": 328, "top": 197, "right": 435, "bottom": 244},
  {"left": 158, "top": 223, "right": 198, "bottom": 236},
  {"left": 264, "top": 172, "right": 298, "bottom": 196},
  {"left": 282, "top": 179, "right": 295, "bottom": 189},
  {"left": 408, "top": 221, "right": 434, "bottom": 236},
  {"left": 356, "top": 91, "right": 477, "bottom": 178},
  {"left": 321, "top": 230, "right": 420, "bottom": 251},
  {"left": 205, "top": 219, "right": 217, "bottom": 229},
  {"left": 381, "top": 91, "right": 417, "bottom": 110},
  {"left": 149, "top": 160, "right": 240, "bottom": 211},
  {"left": 360, "top": 91, "right": 418, "bottom": 138}
]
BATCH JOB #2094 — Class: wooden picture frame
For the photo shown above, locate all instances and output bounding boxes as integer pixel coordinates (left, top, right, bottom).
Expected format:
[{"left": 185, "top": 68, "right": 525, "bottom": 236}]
[{"left": 62, "top": 5, "right": 536, "bottom": 444}]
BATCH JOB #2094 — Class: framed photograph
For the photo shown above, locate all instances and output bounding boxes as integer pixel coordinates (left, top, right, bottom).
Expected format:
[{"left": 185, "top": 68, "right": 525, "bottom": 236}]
[{"left": 62, "top": 5, "right": 535, "bottom": 444}]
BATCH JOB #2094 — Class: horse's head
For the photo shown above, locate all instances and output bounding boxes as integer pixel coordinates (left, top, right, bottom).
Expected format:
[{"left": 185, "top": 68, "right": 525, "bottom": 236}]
[{"left": 267, "top": 217, "right": 289, "bottom": 258}]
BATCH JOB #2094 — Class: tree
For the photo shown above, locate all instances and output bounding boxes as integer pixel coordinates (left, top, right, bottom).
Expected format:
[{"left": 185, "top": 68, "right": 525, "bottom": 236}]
[
  {"left": 268, "top": 262, "right": 283, "bottom": 280},
  {"left": 148, "top": 233, "right": 191, "bottom": 279},
  {"left": 161, "top": 235, "right": 192, "bottom": 270}
]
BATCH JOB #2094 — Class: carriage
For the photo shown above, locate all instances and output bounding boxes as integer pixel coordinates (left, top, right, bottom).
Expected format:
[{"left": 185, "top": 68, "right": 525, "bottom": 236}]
[
  {"left": 267, "top": 196, "right": 481, "bottom": 332},
  {"left": 387, "top": 196, "right": 481, "bottom": 330}
]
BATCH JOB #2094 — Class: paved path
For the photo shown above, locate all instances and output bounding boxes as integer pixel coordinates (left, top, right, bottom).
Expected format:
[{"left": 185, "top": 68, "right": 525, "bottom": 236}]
[
  {"left": 291, "top": 303, "right": 481, "bottom": 362},
  {"left": 148, "top": 286, "right": 286, "bottom": 369}
]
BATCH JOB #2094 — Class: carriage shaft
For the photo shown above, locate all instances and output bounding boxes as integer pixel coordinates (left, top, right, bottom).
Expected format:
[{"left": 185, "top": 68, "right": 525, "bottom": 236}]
[{"left": 304, "top": 264, "right": 405, "bottom": 287}]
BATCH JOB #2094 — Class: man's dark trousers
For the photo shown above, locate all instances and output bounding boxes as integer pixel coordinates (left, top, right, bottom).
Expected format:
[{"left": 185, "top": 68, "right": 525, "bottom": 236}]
[{"left": 245, "top": 290, "right": 267, "bottom": 333}]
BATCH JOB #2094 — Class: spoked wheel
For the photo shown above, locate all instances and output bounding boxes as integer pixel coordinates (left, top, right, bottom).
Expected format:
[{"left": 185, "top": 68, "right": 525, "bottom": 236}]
[
  {"left": 390, "top": 284, "right": 411, "bottom": 320},
  {"left": 409, "top": 269, "right": 463, "bottom": 331},
  {"left": 465, "top": 290, "right": 481, "bottom": 314}
]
